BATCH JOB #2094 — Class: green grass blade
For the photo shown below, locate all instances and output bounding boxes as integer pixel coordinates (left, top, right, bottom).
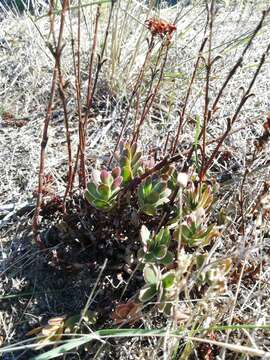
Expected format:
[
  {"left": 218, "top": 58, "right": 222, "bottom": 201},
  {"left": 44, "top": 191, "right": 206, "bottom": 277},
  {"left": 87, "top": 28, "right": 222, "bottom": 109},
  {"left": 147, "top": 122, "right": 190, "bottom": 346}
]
[
  {"left": 30, "top": 324, "right": 270, "bottom": 360},
  {"left": 30, "top": 329, "right": 167, "bottom": 360},
  {"left": 1, "top": 324, "right": 270, "bottom": 359}
]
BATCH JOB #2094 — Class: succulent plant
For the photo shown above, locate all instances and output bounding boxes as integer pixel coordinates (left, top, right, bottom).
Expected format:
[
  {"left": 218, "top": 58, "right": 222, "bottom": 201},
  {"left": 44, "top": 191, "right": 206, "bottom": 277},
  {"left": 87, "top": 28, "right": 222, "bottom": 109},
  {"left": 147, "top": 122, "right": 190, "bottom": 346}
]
[
  {"left": 174, "top": 207, "right": 218, "bottom": 247},
  {"left": 168, "top": 178, "right": 214, "bottom": 223},
  {"left": 185, "top": 182, "right": 213, "bottom": 212},
  {"left": 138, "top": 225, "right": 174, "bottom": 265},
  {"left": 198, "top": 258, "right": 232, "bottom": 294},
  {"left": 139, "top": 264, "right": 176, "bottom": 315},
  {"left": 85, "top": 167, "right": 122, "bottom": 211},
  {"left": 138, "top": 176, "right": 171, "bottom": 216},
  {"left": 119, "top": 142, "right": 142, "bottom": 184}
]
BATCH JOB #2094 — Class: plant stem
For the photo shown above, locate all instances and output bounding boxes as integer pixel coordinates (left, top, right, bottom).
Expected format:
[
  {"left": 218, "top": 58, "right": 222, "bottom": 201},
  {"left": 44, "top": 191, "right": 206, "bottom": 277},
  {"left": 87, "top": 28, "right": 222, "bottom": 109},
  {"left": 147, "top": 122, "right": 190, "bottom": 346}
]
[
  {"left": 132, "top": 39, "right": 170, "bottom": 144},
  {"left": 33, "top": 0, "right": 69, "bottom": 246},
  {"left": 108, "top": 35, "right": 156, "bottom": 166},
  {"left": 201, "top": 0, "right": 215, "bottom": 174},
  {"left": 171, "top": 37, "right": 207, "bottom": 155},
  {"left": 57, "top": 48, "right": 73, "bottom": 205}
]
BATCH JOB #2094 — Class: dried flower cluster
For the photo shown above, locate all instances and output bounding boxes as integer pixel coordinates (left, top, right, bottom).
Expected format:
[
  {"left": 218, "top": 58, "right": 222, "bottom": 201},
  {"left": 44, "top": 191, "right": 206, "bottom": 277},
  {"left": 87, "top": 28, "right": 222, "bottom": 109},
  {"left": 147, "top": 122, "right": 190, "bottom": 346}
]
[{"left": 145, "top": 18, "right": 176, "bottom": 39}]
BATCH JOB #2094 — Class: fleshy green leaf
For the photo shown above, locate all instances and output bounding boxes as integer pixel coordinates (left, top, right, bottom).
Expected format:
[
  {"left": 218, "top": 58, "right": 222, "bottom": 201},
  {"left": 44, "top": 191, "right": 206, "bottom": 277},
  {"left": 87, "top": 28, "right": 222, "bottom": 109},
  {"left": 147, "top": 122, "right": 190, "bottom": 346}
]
[
  {"left": 160, "top": 188, "right": 171, "bottom": 199},
  {"left": 152, "top": 245, "right": 167, "bottom": 260},
  {"left": 160, "top": 251, "right": 174, "bottom": 265},
  {"left": 131, "top": 151, "right": 141, "bottom": 166},
  {"left": 162, "top": 271, "right": 175, "bottom": 289},
  {"left": 85, "top": 193, "right": 109, "bottom": 210},
  {"left": 93, "top": 200, "right": 110, "bottom": 209},
  {"left": 142, "top": 177, "right": 153, "bottom": 197},
  {"left": 87, "top": 182, "right": 100, "bottom": 200},
  {"left": 121, "top": 165, "right": 132, "bottom": 183},
  {"left": 156, "top": 227, "right": 170, "bottom": 246},
  {"left": 140, "top": 225, "right": 151, "bottom": 246},
  {"left": 146, "top": 192, "right": 160, "bottom": 204},
  {"left": 130, "top": 143, "right": 137, "bottom": 157},
  {"left": 139, "top": 285, "right": 157, "bottom": 302},
  {"left": 140, "top": 204, "right": 157, "bottom": 216},
  {"left": 155, "top": 197, "right": 170, "bottom": 207},
  {"left": 143, "top": 264, "right": 159, "bottom": 285},
  {"left": 153, "top": 181, "right": 167, "bottom": 193},
  {"left": 98, "top": 184, "right": 111, "bottom": 199},
  {"left": 144, "top": 253, "right": 157, "bottom": 263}
]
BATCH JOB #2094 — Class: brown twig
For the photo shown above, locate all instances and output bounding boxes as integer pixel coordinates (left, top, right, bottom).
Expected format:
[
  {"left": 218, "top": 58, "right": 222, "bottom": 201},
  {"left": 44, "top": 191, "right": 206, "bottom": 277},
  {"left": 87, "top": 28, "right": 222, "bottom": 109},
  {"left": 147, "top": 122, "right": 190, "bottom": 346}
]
[
  {"left": 108, "top": 35, "right": 156, "bottom": 166},
  {"left": 91, "top": 0, "right": 115, "bottom": 101},
  {"left": 67, "top": 3, "right": 81, "bottom": 194},
  {"left": 85, "top": 5, "right": 100, "bottom": 112},
  {"left": 132, "top": 38, "right": 170, "bottom": 144},
  {"left": 171, "top": 37, "right": 207, "bottom": 155},
  {"left": 79, "top": 1, "right": 115, "bottom": 176},
  {"left": 56, "top": 48, "right": 73, "bottom": 204},
  {"left": 211, "top": 7, "right": 270, "bottom": 113},
  {"left": 33, "top": 0, "right": 69, "bottom": 247},
  {"left": 76, "top": 0, "right": 86, "bottom": 189},
  {"left": 199, "top": 38, "right": 270, "bottom": 179},
  {"left": 48, "top": 0, "right": 57, "bottom": 45},
  {"left": 199, "top": 118, "right": 231, "bottom": 180},
  {"left": 75, "top": 3, "right": 101, "bottom": 190},
  {"left": 181, "top": 7, "right": 270, "bottom": 179},
  {"left": 131, "top": 40, "right": 165, "bottom": 142}
]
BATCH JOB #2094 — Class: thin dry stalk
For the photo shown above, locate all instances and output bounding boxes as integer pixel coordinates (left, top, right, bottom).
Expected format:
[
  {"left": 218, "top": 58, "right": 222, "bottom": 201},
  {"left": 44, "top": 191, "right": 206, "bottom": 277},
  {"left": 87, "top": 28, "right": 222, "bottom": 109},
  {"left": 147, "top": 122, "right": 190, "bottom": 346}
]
[
  {"left": 85, "top": 5, "right": 101, "bottom": 112},
  {"left": 201, "top": 0, "right": 215, "bottom": 172},
  {"left": 182, "top": 6, "right": 270, "bottom": 179},
  {"left": 76, "top": 1, "right": 114, "bottom": 185},
  {"left": 172, "top": 185, "right": 184, "bottom": 340},
  {"left": 73, "top": 3, "right": 101, "bottom": 190},
  {"left": 108, "top": 34, "right": 156, "bottom": 166},
  {"left": 211, "top": 7, "right": 270, "bottom": 112},
  {"left": 67, "top": 2, "right": 81, "bottom": 193},
  {"left": 56, "top": 34, "right": 73, "bottom": 203},
  {"left": 33, "top": 0, "right": 69, "bottom": 247},
  {"left": 91, "top": 0, "right": 115, "bottom": 98},
  {"left": 199, "top": 38, "right": 270, "bottom": 179},
  {"left": 76, "top": 0, "right": 86, "bottom": 189},
  {"left": 171, "top": 37, "right": 207, "bottom": 155},
  {"left": 238, "top": 148, "right": 256, "bottom": 235},
  {"left": 187, "top": 336, "right": 270, "bottom": 358},
  {"left": 132, "top": 39, "right": 170, "bottom": 144}
]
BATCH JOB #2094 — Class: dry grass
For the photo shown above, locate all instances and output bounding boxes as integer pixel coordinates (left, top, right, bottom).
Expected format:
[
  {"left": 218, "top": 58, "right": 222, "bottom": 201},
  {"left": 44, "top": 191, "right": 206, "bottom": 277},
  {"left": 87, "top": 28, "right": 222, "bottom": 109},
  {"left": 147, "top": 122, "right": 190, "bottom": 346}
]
[{"left": 0, "top": 0, "right": 270, "bottom": 359}]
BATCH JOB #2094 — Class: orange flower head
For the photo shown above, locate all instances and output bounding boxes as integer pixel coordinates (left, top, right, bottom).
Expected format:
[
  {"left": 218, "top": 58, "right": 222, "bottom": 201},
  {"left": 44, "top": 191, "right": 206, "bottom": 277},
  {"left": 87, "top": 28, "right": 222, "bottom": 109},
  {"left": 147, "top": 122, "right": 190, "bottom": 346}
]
[{"left": 145, "top": 18, "right": 176, "bottom": 39}]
